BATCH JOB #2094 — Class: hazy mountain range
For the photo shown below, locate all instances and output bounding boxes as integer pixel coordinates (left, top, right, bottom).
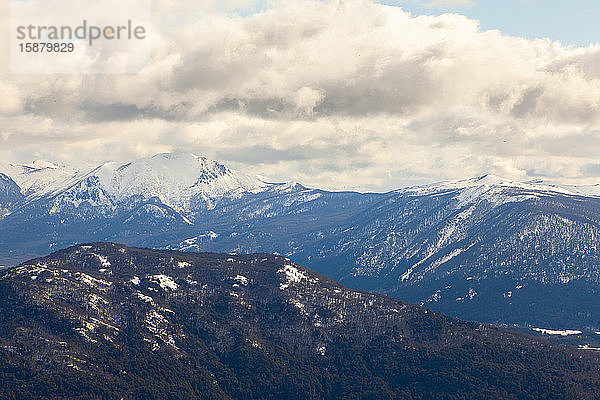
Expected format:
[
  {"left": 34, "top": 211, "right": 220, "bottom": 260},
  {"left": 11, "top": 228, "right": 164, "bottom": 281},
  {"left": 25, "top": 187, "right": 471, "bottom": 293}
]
[{"left": 2, "top": 152, "right": 600, "bottom": 339}]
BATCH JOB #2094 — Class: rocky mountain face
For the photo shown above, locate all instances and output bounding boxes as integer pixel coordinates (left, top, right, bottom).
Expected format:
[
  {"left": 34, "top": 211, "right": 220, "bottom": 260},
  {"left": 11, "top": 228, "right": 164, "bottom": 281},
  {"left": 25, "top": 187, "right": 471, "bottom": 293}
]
[
  {"left": 0, "top": 174, "right": 24, "bottom": 220},
  {"left": 2, "top": 153, "right": 600, "bottom": 336},
  {"left": 1, "top": 243, "right": 600, "bottom": 399}
]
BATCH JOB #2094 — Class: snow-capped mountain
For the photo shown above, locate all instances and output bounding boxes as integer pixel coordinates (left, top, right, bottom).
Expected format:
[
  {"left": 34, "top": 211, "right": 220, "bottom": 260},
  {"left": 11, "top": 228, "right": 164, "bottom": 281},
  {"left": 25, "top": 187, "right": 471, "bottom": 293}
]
[
  {"left": 89, "top": 152, "right": 269, "bottom": 213},
  {"left": 399, "top": 174, "right": 600, "bottom": 201},
  {"left": 1, "top": 152, "right": 269, "bottom": 216},
  {"left": 2, "top": 153, "right": 600, "bottom": 335},
  {"left": 0, "top": 159, "right": 80, "bottom": 200}
]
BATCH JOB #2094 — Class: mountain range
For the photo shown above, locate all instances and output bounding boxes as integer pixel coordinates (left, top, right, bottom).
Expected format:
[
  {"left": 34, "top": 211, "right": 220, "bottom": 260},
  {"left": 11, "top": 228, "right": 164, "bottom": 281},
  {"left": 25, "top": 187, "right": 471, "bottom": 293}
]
[
  {"left": 2, "top": 152, "right": 600, "bottom": 340},
  {"left": 1, "top": 243, "right": 599, "bottom": 399}
]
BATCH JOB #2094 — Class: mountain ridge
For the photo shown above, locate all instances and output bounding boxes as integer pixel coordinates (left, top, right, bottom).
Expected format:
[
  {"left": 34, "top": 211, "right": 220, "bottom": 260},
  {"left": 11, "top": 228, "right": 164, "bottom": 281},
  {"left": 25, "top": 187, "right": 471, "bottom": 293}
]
[
  {"left": 2, "top": 152, "right": 600, "bottom": 339},
  {"left": 1, "top": 243, "right": 600, "bottom": 399},
  {"left": 1, "top": 152, "right": 270, "bottom": 214},
  {"left": 3, "top": 153, "right": 600, "bottom": 208}
]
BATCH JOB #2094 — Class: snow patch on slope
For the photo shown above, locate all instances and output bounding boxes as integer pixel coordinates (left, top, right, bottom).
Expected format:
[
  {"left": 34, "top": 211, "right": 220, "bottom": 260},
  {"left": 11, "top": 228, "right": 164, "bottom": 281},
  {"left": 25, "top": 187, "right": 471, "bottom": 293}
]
[
  {"left": 278, "top": 264, "right": 309, "bottom": 290},
  {"left": 92, "top": 254, "right": 111, "bottom": 267},
  {"left": 532, "top": 328, "right": 582, "bottom": 336},
  {"left": 149, "top": 274, "right": 179, "bottom": 291}
]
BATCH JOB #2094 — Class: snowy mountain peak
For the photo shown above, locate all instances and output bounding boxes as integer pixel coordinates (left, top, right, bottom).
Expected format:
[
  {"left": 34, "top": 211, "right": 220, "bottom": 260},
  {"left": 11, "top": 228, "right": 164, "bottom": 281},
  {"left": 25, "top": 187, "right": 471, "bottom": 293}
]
[
  {"left": 399, "top": 173, "right": 600, "bottom": 198},
  {"left": 471, "top": 174, "right": 509, "bottom": 184},
  {"left": 0, "top": 152, "right": 272, "bottom": 214},
  {"left": 0, "top": 160, "right": 80, "bottom": 199},
  {"left": 29, "top": 160, "right": 62, "bottom": 170},
  {"left": 3, "top": 153, "right": 600, "bottom": 220},
  {"left": 66, "top": 152, "right": 270, "bottom": 214}
]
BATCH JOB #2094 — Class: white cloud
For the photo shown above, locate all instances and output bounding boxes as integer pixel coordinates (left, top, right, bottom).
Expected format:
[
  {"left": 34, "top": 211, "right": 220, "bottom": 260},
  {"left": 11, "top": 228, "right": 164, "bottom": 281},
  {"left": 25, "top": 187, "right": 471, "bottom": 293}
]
[
  {"left": 294, "top": 87, "right": 326, "bottom": 117},
  {"left": 0, "top": 82, "right": 23, "bottom": 116},
  {"left": 387, "top": 0, "right": 474, "bottom": 10},
  {"left": 1, "top": 0, "right": 600, "bottom": 190},
  {"left": 424, "top": 0, "right": 474, "bottom": 9}
]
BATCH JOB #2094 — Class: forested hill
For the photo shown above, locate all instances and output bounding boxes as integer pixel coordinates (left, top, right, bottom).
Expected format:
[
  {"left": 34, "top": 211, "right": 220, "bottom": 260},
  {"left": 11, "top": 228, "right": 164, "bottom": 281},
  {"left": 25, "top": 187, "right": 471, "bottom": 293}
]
[{"left": 1, "top": 243, "right": 599, "bottom": 399}]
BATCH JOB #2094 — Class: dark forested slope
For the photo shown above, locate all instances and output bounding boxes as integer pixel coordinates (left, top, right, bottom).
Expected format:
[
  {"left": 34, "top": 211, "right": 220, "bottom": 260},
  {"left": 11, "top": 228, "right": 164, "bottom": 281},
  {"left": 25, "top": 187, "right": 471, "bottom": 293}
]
[{"left": 1, "top": 243, "right": 599, "bottom": 399}]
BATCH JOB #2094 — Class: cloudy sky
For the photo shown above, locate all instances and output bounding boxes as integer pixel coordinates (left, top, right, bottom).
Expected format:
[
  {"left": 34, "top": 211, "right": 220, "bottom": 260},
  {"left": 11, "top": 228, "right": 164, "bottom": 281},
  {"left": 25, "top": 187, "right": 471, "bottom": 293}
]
[{"left": 1, "top": 0, "right": 600, "bottom": 191}]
